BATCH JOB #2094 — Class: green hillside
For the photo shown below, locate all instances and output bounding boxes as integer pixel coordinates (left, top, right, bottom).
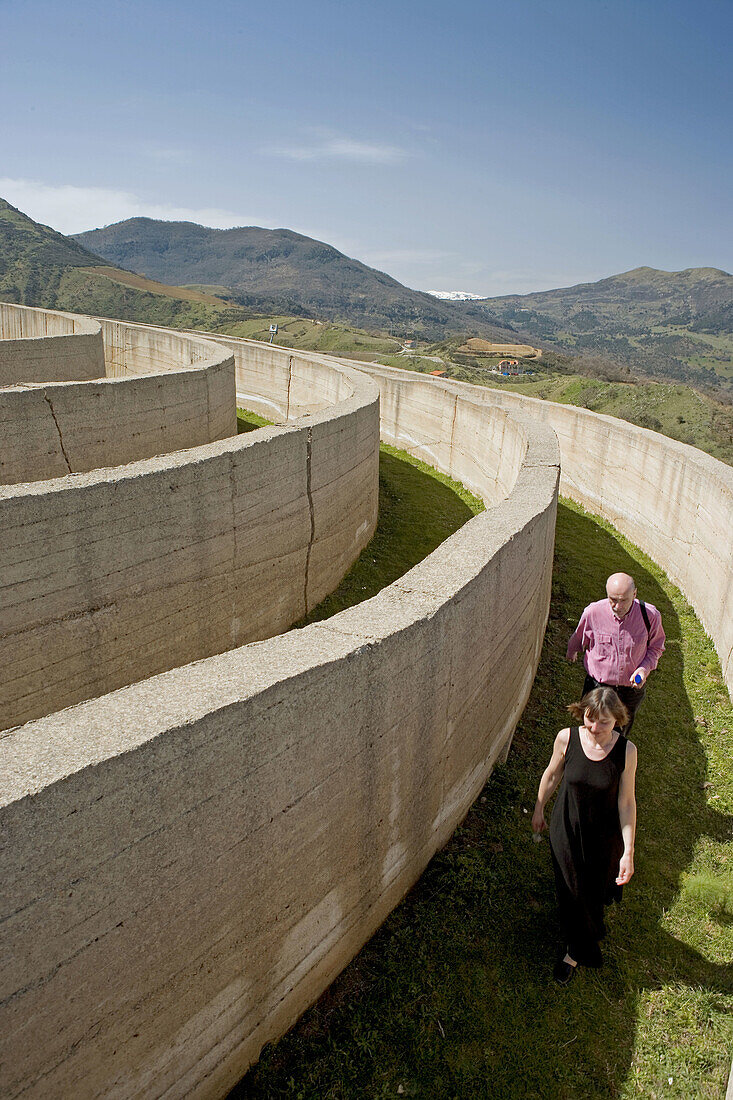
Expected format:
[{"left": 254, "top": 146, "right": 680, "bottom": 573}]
[
  {"left": 0, "top": 199, "right": 426, "bottom": 359},
  {"left": 460, "top": 267, "right": 733, "bottom": 391},
  {"left": 0, "top": 198, "right": 430, "bottom": 359},
  {"left": 221, "top": 316, "right": 402, "bottom": 360},
  {"left": 0, "top": 198, "right": 248, "bottom": 329}
]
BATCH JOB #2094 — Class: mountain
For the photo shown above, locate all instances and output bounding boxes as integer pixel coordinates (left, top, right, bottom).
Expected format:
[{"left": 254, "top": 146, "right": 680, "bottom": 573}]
[
  {"left": 459, "top": 267, "right": 733, "bottom": 389},
  {"left": 0, "top": 197, "right": 107, "bottom": 290},
  {"left": 0, "top": 198, "right": 247, "bottom": 330},
  {"left": 7, "top": 198, "right": 731, "bottom": 390},
  {"left": 72, "top": 219, "right": 507, "bottom": 339}
]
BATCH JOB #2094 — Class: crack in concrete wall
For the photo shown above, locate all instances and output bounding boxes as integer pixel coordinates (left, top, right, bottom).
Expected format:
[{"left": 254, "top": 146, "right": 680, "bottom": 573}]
[
  {"left": 228, "top": 452, "right": 241, "bottom": 644},
  {"left": 43, "top": 393, "right": 72, "bottom": 474},
  {"left": 303, "top": 426, "right": 316, "bottom": 618},
  {"left": 286, "top": 356, "right": 293, "bottom": 421},
  {"left": 449, "top": 393, "right": 458, "bottom": 468}
]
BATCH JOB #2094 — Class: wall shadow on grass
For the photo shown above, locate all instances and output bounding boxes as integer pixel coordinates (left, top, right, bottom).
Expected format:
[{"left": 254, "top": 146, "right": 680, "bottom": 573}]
[{"left": 231, "top": 500, "right": 732, "bottom": 1100}]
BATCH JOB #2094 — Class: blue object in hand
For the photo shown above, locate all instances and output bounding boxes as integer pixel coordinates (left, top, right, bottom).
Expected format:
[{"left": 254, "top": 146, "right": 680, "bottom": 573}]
[{"left": 633, "top": 672, "right": 643, "bottom": 685}]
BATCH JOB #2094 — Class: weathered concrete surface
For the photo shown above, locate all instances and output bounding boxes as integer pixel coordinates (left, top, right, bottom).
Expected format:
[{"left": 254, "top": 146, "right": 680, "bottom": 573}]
[
  {"left": 0, "top": 302, "right": 105, "bottom": 384},
  {"left": 0, "top": 311, "right": 236, "bottom": 484},
  {"left": 0, "top": 380, "right": 558, "bottom": 1099},
  {"left": 0, "top": 362, "right": 236, "bottom": 485},
  {"left": 336, "top": 356, "right": 733, "bottom": 695},
  {"left": 0, "top": 309, "right": 379, "bottom": 729}
]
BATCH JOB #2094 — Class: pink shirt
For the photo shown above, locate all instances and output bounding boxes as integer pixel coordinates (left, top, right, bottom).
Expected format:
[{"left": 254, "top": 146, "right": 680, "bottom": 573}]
[{"left": 567, "top": 598, "right": 665, "bottom": 686}]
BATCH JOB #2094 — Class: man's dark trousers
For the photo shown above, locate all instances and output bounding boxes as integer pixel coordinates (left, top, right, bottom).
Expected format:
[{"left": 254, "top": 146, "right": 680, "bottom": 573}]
[{"left": 582, "top": 673, "right": 646, "bottom": 734}]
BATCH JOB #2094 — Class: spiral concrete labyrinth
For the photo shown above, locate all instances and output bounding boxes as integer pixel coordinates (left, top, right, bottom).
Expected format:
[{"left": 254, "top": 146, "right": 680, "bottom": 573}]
[{"left": 1, "top": 303, "right": 731, "bottom": 1098}]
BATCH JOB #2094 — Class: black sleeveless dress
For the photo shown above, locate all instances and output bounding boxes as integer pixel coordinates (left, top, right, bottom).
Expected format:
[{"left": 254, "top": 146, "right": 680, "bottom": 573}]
[{"left": 549, "top": 726, "right": 628, "bottom": 967}]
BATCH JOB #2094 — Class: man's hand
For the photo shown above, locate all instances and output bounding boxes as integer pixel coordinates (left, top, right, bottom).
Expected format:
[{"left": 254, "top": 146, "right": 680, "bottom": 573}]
[
  {"left": 569, "top": 651, "right": 578, "bottom": 663},
  {"left": 630, "top": 666, "right": 647, "bottom": 687},
  {"left": 531, "top": 804, "right": 547, "bottom": 834}
]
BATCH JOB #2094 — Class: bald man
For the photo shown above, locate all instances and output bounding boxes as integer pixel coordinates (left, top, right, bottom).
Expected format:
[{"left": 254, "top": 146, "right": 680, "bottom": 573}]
[{"left": 567, "top": 573, "right": 665, "bottom": 733}]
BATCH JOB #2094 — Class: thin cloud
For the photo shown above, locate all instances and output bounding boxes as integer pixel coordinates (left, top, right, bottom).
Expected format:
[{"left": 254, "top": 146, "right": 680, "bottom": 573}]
[
  {"left": 0, "top": 178, "right": 272, "bottom": 235},
  {"left": 265, "top": 138, "right": 409, "bottom": 164}
]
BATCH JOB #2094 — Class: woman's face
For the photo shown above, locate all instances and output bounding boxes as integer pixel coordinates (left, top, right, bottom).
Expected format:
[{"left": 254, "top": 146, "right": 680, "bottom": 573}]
[{"left": 584, "top": 709, "right": 616, "bottom": 738}]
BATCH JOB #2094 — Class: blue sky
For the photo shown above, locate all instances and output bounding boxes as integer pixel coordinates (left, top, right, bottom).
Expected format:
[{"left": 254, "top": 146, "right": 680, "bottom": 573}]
[{"left": 1, "top": 0, "right": 731, "bottom": 294}]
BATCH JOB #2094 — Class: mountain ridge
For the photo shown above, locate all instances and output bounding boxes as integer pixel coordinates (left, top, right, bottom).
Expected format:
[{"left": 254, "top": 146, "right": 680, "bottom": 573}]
[
  {"left": 457, "top": 264, "right": 733, "bottom": 389},
  {"left": 72, "top": 218, "right": 508, "bottom": 339},
  {"left": 0, "top": 198, "right": 251, "bottom": 329},
  {"left": 3, "top": 198, "right": 731, "bottom": 390}
]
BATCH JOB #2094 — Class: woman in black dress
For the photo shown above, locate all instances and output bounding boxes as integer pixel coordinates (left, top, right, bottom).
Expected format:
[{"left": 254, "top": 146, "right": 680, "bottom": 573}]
[{"left": 531, "top": 686, "right": 638, "bottom": 983}]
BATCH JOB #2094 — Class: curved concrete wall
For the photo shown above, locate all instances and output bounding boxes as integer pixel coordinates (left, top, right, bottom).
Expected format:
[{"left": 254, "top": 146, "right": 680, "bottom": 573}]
[
  {"left": 0, "top": 311, "right": 236, "bottom": 485},
  {"left": 0, "top": 302, "right": 105, "bottom": 384},
  {"left": 0, "top": 369, "right": 559, "bottom": 1099},
  {"left": 2, "top": 309, "right": 731, "bottom": 1100},
  {"left": 357, "top": 370, "right": 732, "bottom": 696},
  {"left": 0, "top": 309, "right": 380, "bottom": 730},
  {"left": 537, "top": 403, "right": 732, "bottom": 693}
]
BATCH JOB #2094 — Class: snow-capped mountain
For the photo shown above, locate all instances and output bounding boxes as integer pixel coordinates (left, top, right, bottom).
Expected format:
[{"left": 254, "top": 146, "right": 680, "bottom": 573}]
[{"left": 426, "top": 290, "right": 488, "bottom": 301}]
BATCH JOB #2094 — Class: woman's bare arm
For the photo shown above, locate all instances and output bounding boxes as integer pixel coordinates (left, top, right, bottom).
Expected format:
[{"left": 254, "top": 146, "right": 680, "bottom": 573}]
[
  {"left": 616, "top": 740, "right": 638, "bottom": 885},
  {"left": 531, "top": 728, "right": 570, "bottom": 833}
]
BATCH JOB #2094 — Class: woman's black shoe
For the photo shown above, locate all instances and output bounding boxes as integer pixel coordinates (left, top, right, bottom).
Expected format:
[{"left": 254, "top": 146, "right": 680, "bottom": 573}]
[{"left": 553, "top": 957, "right": 577, "bottom": 985}]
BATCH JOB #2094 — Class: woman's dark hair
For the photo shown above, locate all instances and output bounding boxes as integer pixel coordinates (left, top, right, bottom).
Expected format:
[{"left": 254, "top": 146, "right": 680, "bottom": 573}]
[{"left": 567, "top": 686, "right": 629, "bottom": 728}]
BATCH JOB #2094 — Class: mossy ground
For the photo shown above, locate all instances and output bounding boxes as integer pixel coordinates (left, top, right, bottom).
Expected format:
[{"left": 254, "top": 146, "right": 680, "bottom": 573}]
[
  {"left": 230, "top": 497, "right": 733, "bottom": 1100},
  {"left": 236, "top": 408, "right": 273, "bottom": 433}
]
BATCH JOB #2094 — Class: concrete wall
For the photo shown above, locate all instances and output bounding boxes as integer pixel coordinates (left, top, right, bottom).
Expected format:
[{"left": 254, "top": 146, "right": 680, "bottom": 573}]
[
  {"left": 0, "top": 302, "right": 105, "bottom": 384},
  {"left": 346, "top": 356, "right": 733, "bottom": 697},
  {"left": 357, "top": 369, "right": 732, "bottom": 696},
  {"left": 0, "top": 362, "right": 237, "bottom": 485},
  {"left": 190, "top": 330, "right": 360, "bottom": 423},
  {"left": 0, "top": 312, "right": 236, "bottom": 485},
  {"left": 0, "top": 374, "right": 559, "bottom": 1099},
  {"left": 5, "top": 322, "right": 731, "bottom": 1100},
  {"left": 0, "top": 310, "right": 380, "bottom": 730},
  {"left": 534, "top": 402, "right": 733, "bottom": 693}
]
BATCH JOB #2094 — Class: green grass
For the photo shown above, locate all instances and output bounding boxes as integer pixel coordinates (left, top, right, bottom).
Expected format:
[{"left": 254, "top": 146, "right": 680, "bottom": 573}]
[
  {"left": 634, "top": 327, "right": 733, "bottom": 381},
  {"left": 231, "top": 498, "right": 733, "bottom": 1100},
  {"left": 236, "top": 407, "right": 273, "bottom": 433},
  {"left": 222, "top": 316, "right": 402, "bottom": 360}
]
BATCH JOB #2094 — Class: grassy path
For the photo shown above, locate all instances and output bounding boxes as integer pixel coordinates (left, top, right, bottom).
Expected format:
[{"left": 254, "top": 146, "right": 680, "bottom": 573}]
[{"left": 231, "top": 498, "right": 733, "bottom": 1100}]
